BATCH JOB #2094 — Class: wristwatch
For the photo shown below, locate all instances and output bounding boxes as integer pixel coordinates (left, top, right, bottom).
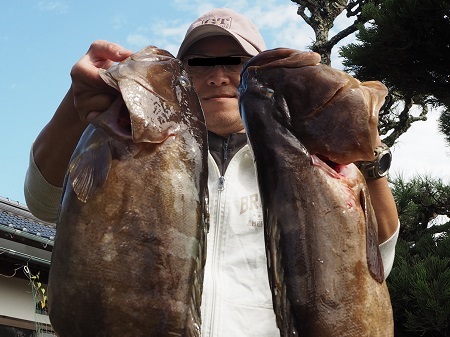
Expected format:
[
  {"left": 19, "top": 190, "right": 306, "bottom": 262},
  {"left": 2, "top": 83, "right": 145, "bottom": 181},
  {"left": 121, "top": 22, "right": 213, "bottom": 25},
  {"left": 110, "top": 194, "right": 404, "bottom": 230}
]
[{"left": 356, "top": 143, "right": 392, "bottom": 180}]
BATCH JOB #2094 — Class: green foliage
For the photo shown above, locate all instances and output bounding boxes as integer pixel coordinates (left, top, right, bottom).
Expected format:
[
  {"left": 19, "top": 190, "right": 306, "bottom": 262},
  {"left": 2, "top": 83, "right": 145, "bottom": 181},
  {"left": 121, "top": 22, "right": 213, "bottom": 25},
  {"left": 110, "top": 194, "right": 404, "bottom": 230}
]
[
  {"left": 388, "top": 174, "right": 450, "bottom": 336},
  {"left": 388, "top": 232, "right": 450, "bottom": 336},
  {"left": 340, "top": 0, "right": 450, "bottom": 145},
  {"left": 390, "top": 174, "right": 450, "bottom": 241},
  {"left": 439, "top": 109, "right": 450, "bottom": 147},
  {"left": 28, "top": 270, "right": 48, "bottom": 313},
  {"left": 340, "top": 0, "right": 450, "bottom": 107},
  {"left": 291, "top": 0, "right": 382, "bottom": 65}
]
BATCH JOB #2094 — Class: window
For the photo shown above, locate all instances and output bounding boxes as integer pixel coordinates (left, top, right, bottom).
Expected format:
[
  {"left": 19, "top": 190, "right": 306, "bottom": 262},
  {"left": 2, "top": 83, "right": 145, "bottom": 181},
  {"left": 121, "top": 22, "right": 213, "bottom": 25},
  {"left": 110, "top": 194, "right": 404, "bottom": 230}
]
[
  {"left": 36, "top": 325, "right": 56, "bottom": 337},
  {"left": 36, "top": 328, "right": 56, "bottom": 337},
  {"left": 0, "top": 324, "right": 57, "bottom": 337},
  {"left": 0, "top": 324, "right": 34, "bottom": 337}
]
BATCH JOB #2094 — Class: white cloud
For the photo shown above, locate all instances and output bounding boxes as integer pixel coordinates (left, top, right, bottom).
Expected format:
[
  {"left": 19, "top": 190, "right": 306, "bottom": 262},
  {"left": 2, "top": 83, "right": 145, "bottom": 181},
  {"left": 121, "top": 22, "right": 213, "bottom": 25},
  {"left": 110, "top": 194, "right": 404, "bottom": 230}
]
[
  {"left": 126, "top": 34, "right": 154, "bottom": 49},
  {"left": 38, "top": 1, "right": 68, "bottom": 14},
  {"left": 390, "top": 109, "right": 450, "bottom": 183},
  {"left": 243, "top": 3, "right": 314, "bottom": 51},
  {"left": 125, "top": 17, "right": 189, "bottom": 55},
  {"left": 172, "top": 0, "right": 217, "bottom": 15},
  {"left": 112, "top": 15, "right": 128, "bottom": 30}
]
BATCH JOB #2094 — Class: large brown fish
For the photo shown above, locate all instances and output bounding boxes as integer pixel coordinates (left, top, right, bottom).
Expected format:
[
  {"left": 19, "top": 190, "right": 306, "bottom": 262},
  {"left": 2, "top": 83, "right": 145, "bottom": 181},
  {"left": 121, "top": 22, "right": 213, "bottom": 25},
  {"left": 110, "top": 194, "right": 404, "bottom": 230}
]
[
  {"left": 48, "top": 46, "right": 208, "bottom": 337},
  {"left": 238, "top": 48, "right": 394, "bottom": 336}
]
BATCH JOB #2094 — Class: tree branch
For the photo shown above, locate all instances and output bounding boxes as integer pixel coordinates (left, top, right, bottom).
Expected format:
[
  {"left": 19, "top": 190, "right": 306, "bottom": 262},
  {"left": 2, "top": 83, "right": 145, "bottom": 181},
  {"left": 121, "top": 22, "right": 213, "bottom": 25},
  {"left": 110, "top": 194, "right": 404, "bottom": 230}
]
[{"left": 328, "top": 22, "right": 360, "bottom": 49}]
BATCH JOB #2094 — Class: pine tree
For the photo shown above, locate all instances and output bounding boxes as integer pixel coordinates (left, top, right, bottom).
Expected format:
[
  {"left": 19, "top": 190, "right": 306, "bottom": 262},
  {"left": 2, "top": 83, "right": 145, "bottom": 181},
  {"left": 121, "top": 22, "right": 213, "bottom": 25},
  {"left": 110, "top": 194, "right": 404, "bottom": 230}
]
[
  {"left": 389, "top": 175, "right": 450, "bottom": 336},
  {"left": 391, "top": 175, "right": 450, "bottom": 241},
  {"left": 439, "top": 110, "right": 450, "bottom": 147},
  {"left": 291, "top": 0, "right": 382, "bottom": 66},
  {"left": 340, "top": 0, "right": 450, "bottom": 145}
]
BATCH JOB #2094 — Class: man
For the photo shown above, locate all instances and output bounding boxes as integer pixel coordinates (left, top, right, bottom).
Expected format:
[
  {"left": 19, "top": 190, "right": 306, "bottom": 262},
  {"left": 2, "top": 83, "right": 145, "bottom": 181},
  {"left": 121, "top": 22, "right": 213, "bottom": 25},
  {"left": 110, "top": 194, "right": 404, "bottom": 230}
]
[{"left": 24, "top": 8, "right": 399, "bottom": 337}]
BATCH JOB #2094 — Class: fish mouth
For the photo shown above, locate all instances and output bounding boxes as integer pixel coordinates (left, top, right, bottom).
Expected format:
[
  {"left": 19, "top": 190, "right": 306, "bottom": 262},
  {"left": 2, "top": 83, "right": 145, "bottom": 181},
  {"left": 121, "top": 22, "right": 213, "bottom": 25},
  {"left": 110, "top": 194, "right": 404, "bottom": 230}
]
[
  {"left": 91, "top": 96, "right": 133, "bottom": 142},
  {"left": 92, "top": 96, "right": 179, "bottom": 145},
  {"left": 98, "top": 49, "right": 186, "bottom": 145},
  {"left": 312, "top": 154, "right": 348, "bottom": 179}
]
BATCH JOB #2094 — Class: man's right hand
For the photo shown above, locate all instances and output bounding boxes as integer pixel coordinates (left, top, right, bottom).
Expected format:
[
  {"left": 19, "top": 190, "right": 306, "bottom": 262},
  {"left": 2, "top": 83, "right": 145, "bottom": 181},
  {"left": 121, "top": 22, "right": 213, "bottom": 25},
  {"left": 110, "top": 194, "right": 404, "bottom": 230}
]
[
  {"left": 70, "top": 40, "right": 133, "bottom": 123},
  {"left": 29, "top": 41, "right": 133, "bottom": 189}
]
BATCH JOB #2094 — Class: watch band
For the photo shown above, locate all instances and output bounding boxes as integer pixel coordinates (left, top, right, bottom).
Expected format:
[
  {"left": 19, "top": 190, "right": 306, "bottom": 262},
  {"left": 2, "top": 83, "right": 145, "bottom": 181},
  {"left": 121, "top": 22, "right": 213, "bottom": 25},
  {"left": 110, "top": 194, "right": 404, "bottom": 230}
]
[{"left": 356, "top": 143, "right": 392, "bottom": 180}]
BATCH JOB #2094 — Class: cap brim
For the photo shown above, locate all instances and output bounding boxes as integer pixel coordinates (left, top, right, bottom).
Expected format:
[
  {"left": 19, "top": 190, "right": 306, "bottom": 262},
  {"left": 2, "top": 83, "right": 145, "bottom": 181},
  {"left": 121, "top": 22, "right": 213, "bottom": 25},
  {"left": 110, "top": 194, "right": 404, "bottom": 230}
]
[{"left": 177, "top": 25, "right": 259, "bottom": 59}]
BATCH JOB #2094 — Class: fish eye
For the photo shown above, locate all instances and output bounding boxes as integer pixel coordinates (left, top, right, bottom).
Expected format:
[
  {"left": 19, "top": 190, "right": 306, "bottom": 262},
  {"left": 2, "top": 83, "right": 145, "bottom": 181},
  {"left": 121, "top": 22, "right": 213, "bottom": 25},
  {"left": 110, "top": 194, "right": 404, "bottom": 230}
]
[{"left": 179, "top": 75, "right": 191, "bottom": 89}]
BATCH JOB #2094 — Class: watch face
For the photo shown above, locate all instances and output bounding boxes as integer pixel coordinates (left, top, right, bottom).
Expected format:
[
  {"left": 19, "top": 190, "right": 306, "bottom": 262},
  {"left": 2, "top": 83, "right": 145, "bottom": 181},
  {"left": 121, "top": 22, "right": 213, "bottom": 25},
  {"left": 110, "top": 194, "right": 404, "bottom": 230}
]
[{"left": 378, "top": 152, "right": 392, "bottom": 175}]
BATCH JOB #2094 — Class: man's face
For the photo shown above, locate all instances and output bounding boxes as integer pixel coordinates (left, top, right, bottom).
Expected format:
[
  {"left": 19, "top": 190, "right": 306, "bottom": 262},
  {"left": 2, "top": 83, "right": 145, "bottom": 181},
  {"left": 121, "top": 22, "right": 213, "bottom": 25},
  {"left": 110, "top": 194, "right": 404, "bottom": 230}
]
[{"left": 182, "top": 36, "right": 250, "bottom": 137}]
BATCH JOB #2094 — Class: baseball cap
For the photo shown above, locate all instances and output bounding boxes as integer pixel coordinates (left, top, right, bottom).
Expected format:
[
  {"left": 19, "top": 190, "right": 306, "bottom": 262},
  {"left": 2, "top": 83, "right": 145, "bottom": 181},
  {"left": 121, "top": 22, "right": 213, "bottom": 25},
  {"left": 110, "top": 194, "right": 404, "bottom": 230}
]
[{"left": 177, "top": 8, "right": 266, "bottom": 59}]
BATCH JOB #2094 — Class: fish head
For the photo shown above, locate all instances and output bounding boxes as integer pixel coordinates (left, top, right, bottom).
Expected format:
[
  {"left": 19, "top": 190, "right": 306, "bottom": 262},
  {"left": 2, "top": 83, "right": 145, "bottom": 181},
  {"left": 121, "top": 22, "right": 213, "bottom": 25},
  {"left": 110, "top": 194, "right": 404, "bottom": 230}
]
[
  {"left": 98, "top": 46, "right": 203, "bottom": 144},
  {"left": 239, "top": 48, "right": 388, "bottom": 164}
]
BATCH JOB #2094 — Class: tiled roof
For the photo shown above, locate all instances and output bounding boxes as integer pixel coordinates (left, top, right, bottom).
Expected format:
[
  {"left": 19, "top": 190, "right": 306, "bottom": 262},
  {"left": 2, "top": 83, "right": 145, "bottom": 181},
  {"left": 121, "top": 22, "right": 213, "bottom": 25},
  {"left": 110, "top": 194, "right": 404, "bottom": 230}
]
[{"left": 0, "top": 196, "right": 55, "bottom": 244}]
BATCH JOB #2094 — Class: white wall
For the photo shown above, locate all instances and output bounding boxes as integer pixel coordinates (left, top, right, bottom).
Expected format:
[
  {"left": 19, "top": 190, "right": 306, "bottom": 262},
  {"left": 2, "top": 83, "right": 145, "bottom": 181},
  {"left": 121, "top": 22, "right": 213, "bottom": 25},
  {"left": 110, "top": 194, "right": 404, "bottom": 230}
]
[{"left": 0, "top": 275, "right": 50, "bottom": 325}]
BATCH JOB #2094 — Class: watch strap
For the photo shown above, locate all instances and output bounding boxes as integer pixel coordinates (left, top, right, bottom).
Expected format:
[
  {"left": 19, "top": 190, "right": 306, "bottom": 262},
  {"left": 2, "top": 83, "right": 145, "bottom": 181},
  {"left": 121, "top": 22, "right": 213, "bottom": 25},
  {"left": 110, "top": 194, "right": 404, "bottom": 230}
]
[{"left": 356, "top": 143, "right": 392, "bottom": 180}]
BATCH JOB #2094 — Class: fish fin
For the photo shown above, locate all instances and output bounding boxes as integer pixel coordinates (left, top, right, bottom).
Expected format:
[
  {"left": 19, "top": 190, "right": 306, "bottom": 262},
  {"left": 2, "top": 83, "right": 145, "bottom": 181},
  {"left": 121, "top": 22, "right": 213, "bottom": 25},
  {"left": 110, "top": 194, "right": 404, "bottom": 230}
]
[
  {"left": 361, "top": 187, "right": 385, "bottom": 283},
  {"left": 99, "top": 68, "right": 120, "bottom": 91},
  {"left": 68, "top": 138, "right": 112, "bottom": 203}
]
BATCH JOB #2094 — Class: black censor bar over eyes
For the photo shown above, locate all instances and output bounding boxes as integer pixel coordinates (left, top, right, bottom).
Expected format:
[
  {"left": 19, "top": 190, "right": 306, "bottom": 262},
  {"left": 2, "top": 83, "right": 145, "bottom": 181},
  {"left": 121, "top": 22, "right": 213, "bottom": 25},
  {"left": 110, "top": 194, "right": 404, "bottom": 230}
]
[{"left": 187, "top": 56, "right": 244, "bottom": 66}]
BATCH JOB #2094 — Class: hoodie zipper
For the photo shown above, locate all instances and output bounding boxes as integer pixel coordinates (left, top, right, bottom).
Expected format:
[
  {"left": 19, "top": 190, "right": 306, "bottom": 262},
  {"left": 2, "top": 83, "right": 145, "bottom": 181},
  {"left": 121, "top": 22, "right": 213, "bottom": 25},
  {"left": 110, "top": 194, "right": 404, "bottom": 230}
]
[
  {"left": 218, "top": 136, "right": 229, "bottom": 191},
  {"left": 206, "top": 136, "right": 230, "bottom": 335}
]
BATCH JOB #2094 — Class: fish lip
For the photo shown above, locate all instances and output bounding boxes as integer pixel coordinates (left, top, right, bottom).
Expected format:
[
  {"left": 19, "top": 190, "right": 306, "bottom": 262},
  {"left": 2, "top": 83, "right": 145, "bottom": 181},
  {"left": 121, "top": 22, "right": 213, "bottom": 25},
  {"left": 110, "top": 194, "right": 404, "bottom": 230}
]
[
  {"left": 131, "top": 123, "right": 181, "bottom": 144},
  {"left": 90, "top": 96, "right": 134, "bottom": 142},
  {"left": 312, "top": 154, "right": 348, "bottom": 179}
]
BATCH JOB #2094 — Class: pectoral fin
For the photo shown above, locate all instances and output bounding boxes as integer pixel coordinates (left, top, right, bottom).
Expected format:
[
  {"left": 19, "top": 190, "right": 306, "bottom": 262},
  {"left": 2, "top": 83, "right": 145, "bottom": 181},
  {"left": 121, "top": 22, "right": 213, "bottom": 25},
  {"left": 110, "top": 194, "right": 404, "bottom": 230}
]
[{"left": 68, "top": 128, "right": 112, "bottom": 203}]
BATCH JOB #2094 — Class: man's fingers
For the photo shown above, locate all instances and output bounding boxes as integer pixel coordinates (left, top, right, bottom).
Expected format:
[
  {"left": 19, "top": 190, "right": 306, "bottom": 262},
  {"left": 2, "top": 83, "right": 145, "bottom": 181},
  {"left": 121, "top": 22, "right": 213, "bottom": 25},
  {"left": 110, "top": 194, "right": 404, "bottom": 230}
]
[
  {"left": 69, "top": 40, "right": 132, "bottom": 124},
  {"left": 88, "top": 40, "right": 133, "bottom": 63},
  {"left": 75, "top": 93, "right": 118, "bottom": 123}
]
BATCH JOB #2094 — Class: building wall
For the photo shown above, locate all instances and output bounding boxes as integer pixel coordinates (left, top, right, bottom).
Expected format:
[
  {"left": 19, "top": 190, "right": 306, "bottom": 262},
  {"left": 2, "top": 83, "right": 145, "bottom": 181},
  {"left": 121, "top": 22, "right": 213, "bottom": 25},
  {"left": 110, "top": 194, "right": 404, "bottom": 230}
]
[
  {"left": 0, "top": 195, "right": 55, "bottom": 335},
  {"left": 0, "top": 275, "right": 50, "bottom": 325}
]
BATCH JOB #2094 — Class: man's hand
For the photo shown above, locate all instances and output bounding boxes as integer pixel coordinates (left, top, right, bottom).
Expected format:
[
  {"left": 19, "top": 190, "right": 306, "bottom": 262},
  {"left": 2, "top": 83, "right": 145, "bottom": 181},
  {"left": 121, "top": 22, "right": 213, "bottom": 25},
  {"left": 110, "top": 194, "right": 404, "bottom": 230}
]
[
  {"left": 30, "top": 40, "right": 133, "bottom": 188},
  {"left": 70, "top": 40, "right": 133, "bottom": 123}
]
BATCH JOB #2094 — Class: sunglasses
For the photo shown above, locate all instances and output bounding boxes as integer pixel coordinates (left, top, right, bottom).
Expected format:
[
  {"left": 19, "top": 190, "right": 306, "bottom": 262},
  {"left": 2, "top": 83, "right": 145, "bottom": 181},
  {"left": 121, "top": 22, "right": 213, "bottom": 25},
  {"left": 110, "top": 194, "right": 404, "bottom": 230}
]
[{"left": 182, "top": 56, "right": 252, "bottom": 75}]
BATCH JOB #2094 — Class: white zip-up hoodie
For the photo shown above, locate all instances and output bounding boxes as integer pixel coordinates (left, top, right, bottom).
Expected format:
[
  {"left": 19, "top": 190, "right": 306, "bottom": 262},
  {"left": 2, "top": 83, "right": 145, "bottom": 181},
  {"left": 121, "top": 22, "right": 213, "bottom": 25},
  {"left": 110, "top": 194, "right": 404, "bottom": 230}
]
[{"left": 202, "top": 147, "right": 280, "bottom": 337}]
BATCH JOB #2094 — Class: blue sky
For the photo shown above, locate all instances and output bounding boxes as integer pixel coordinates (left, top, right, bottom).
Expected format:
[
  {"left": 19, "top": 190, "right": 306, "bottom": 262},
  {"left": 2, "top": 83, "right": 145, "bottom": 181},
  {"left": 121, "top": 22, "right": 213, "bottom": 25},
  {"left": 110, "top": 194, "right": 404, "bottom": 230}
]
[{"left": 1, "top": 0, "right": 449, "bottom": 205}]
